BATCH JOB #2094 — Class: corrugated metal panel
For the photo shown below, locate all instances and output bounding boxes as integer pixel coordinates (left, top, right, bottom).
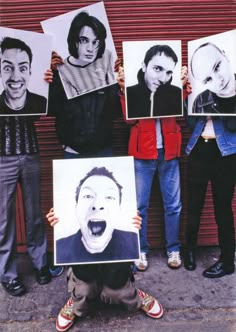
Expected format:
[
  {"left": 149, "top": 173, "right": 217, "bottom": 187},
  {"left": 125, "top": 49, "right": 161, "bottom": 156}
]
[{"left": 1, "top": 0, "right": 235, "bottom": 251}]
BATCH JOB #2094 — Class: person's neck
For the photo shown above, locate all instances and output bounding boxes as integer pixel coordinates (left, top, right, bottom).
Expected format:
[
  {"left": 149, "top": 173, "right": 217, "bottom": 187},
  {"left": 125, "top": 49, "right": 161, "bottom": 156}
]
[
  {"left": 69, "top": 56, "right": 91, "bottom": 67},
  {"left": 4, "top": 92, "right": 27, "bottom": 110}
]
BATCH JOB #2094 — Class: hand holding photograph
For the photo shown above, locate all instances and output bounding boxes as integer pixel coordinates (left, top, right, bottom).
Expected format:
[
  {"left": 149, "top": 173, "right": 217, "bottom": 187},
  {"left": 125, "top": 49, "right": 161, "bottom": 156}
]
[{"left": 123, "top": 40, "right": 182, "bottom": 119}]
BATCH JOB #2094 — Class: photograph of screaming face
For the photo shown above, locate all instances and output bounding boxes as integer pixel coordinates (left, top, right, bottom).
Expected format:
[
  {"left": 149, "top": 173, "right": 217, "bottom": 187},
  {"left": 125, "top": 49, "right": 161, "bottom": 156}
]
[{"left": 53, "top": 156, "right": 140, "bottom": 265}]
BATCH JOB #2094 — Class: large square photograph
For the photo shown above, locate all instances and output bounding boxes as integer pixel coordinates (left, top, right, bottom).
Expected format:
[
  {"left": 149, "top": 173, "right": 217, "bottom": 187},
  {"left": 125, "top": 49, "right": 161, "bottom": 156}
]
[
  {"left": 53, "top": 156, "right": 140, "bottom": 265},
  {"left": 41, "top": 1, "right": 117, "bottom": 99},
  {"left": 0, "top": 27, "right": 52, "bottom": 116},
  {"left": 123, "top": 40, "right": 182, "bottom": 119},
  {"left": 188, "top": 29, "right": 236, "bottom": 116}
]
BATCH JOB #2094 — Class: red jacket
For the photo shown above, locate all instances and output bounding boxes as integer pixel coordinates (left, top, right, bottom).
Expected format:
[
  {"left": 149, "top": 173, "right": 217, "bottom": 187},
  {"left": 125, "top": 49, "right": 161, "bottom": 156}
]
[{"left": 120, "top": 94, "right": 182, "bottom": 160}]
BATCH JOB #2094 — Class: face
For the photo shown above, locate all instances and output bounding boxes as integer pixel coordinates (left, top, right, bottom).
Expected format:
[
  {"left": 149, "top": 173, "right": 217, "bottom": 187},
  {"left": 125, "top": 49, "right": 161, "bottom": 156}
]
[
  {"left": 76, "top": 26, "right": 99, "bottom": 65},
  {"left": 142, "top": 53, "right": 176, "bottom": 92},
  {"left": 76, "top": 175, "right": 120, "bottom": 254},
  {"left": 0, "top": 48, "right": 31, "bottom": 102},
  {"left": 191, "top": 45, "right": 235, "bottom": 97}
]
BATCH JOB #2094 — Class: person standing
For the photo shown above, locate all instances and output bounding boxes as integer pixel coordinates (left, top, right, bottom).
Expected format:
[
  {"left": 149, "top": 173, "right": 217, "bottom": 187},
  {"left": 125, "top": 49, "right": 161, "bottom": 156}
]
[
  {"left": 184, "top": 43, "right": 236, "bottom": 277},
  {"left": 0, "top": 37, "right": 51, "bottom": 297},
  {"left": 117, "top": 46, "right": 184, "bottom": 271}
]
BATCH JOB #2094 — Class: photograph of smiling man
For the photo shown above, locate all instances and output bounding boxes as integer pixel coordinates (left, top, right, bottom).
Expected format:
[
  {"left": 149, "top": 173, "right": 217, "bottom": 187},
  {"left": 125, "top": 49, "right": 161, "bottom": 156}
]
[
  {"left": 123, "top": 40, "right": 182, "bottom": 119},
  {"left": 53, "top": 156, "right": 140, "bottom": 265},
  {"left": 41, "top": 2, "right": 117, "bottom": 99},
  {"left": 188, "top": 29, "right": 236, "bottom": 116},
  {"left": 0, "top": 27, "right": 51, "bottom": 116}
]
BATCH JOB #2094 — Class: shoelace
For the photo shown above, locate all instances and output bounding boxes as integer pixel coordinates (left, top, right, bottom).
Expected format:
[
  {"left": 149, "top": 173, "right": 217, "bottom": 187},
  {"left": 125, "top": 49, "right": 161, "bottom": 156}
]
[
  {"left": 140, "top": 253, "right": 147, "bottom": 262},
  {"left": 61, "top": 298, "right": 74, "bottom": 319},
  {"left": 168, "top": 252, "right": 180, "bottom": 261},
  {"left": 138, "top": 290, "right": 154, "bottom": 310}
]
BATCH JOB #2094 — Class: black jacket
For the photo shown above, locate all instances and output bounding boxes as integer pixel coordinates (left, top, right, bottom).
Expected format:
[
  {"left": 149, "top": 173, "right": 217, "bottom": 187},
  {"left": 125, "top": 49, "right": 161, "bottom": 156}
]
[
  {"left": 126, "top": 69, "right": 182, "bottom": 119},
  {"left": 48, "top": 72, "right": 121, "bottom": 153},
  {"left": 56, "top": 229, "right": 139, "bottom": 264}
]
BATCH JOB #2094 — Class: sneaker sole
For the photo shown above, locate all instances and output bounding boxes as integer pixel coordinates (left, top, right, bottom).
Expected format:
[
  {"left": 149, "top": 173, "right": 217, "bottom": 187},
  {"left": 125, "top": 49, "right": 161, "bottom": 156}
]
[
  {"left": 56, "top": 319, "right": 74, "bottom": 332},
  {"left": 145, "top": 303, "right": 164, "bottom": 319},
  {"left": 167, "top": 263, "right": 182, "bottom": 269}
]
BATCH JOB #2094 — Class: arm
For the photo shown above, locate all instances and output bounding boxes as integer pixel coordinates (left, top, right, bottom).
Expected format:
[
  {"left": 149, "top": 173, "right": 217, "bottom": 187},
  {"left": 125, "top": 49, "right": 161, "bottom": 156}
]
[
  {"left": 45, "top": 52, "right": 65, "bottom": 118},
  {"left": 181, "top": 66, "right": 201, "bottom": 131},
  {"left": 116, "top": 64, "right": 137, "bottom": 125}
]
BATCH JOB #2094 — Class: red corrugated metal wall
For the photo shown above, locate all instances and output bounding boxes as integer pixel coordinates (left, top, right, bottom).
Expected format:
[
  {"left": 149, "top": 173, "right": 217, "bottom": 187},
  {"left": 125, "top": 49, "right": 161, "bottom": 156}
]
[{"left": 1, "top": 0, "right": 235, "bottom": 252}]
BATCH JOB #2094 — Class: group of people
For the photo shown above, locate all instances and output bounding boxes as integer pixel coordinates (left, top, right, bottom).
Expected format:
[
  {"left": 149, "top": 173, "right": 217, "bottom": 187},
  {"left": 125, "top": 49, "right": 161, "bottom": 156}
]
[{"left": 0, "top": 10, "right": 235, "bottom": 332}]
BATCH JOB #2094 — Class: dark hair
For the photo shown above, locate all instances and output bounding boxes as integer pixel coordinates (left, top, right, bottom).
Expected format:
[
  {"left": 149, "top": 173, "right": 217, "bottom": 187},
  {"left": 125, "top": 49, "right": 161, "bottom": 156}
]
[
  {"left": 75, "top": 167, "right": 123, "bottom": 204},
  {"left": 0, "top": 37, "right": 33, "bottom": 65},
  {"left": 67, "top": 11, "right": 107, "bottom": 59},
  {"left": 144, "top": 44, "right": 178, "bottom": 66},
  {"left": 190, "top": 42, "right": 223, "bottom": 77}
]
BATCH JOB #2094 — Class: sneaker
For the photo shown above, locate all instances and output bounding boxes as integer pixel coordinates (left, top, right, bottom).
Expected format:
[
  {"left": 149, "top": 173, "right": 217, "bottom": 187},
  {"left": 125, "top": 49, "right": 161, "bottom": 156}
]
[
  {"left": 135, "top": 252, "right": 148, "bottom": 271},
  {"left": 137, "top": 289, "right": 164, "bottom": 319},
  {"left": 49, "top": 265, "right": 65, "bottom": 277},
  {"left": 56, "top": 297, "right": 76, "bottom": 332},
  {"left": 167, "top": 251, "right": 182, "bottom": 269}
]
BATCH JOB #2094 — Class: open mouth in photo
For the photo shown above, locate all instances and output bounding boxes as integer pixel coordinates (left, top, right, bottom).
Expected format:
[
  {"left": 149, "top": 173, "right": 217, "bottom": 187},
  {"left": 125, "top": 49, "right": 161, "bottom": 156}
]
[{"left": 88, "top": 220, "right": 106, "bottom": 236}]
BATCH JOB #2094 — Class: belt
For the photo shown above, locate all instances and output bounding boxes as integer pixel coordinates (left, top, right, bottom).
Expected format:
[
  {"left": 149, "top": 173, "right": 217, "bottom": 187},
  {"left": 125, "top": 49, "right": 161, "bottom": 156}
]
[{"left": 201, "top": 136, "right": 216, "bottom": 143}]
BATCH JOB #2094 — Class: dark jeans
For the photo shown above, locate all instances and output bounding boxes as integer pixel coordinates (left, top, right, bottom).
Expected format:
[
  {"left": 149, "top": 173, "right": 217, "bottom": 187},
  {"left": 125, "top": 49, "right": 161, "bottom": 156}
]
[{"left": 185, "top": 137, "right": 235, "bottom": 269}]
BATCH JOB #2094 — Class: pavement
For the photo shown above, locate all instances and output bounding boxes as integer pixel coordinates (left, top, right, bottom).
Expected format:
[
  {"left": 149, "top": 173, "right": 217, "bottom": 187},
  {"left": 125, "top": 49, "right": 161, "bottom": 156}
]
[{"left": 0, "top": 247, "right": 235, "bottom": 332}]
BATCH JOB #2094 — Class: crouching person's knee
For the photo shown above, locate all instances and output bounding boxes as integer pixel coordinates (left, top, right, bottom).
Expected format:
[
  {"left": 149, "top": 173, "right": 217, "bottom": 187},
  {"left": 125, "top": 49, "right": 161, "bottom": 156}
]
[
  {"left": 67, "top": 267, "right": 99, "bottom": 317},
  {"left": 100, "top": 279, "right": 140, "bottom": 311}
]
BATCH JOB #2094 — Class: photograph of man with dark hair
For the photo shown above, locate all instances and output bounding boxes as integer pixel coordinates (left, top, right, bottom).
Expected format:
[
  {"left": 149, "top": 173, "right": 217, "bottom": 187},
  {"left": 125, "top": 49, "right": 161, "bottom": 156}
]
[
  {"left": 0, "top": 36, "right": 47, "bottom": 115},
  {"left": 53, "top": 157, "right": 140, "bottom": 265},
  {"left": 41, "top": 2, "right": 117, "bottom": 99},
  {"left": 124, "top": 41, "right": 182, "bottom": 119}
]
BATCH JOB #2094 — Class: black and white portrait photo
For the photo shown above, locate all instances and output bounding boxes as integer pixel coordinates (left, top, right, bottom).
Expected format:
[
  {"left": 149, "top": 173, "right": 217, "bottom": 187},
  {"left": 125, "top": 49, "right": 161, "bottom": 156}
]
[
  {"left": 123, "top": 40, "right": 182, "bottom": 119},
  {"left": 188, "top": 29, "right": 236, "bottom": 116},
  {"left": 0, "top": 27, "right": 52, "bottom": 116},
  {"left": 41, "top": 1, "right": 117, "bottom": 99},
  {"left": 53, "top": 156, "right": 140, "bottom": 265}
]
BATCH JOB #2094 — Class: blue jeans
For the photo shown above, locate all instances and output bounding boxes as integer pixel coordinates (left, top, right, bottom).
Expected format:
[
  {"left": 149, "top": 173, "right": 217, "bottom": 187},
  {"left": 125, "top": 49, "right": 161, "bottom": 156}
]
[{"left": 135, "top": 149, "right": 181, "bottom": 254}]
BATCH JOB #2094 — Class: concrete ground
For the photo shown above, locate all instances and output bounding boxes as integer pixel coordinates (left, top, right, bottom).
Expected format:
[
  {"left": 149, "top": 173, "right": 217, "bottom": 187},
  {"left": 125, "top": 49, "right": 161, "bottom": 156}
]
[{"left": 0, "top": 247, "right": 235, "bottom": 332}]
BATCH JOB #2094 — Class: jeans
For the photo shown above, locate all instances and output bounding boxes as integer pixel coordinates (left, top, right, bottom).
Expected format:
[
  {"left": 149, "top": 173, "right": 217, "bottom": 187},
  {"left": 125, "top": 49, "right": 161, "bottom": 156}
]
[
  {"left": 134, "top": 149, "right": 181, "bottom": 254},
  {"left": 185, "top": 137, "right": 235, "bottom": 269},
  {"left": 0, "top": 154, "right": 47, "bottom": 282}
]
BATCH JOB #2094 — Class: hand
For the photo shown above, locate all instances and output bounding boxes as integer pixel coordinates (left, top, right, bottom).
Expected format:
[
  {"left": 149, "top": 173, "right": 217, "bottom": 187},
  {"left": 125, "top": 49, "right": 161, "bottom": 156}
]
[
  {"left": 185, "top": 81, "right": 192, "bottom": 95},
  {"left": 46, "top": 207, "right": 59, "bottom": 227},
  {"left": 51, "top": 51, "right": 64, "bottom": 71},
  {"left": 44, "top": 69, "right": 53, "bottom": 83},
  {"left": 132, "top": 211, "right": 142, "bottom": 230},
  {"left": 114, "top": 58, "right": 123, "bottom": 72},
  {"left": 117, "top": 65, "right": 125, "bottom": 92},
  {"left": 181, "top": 66, "right": 188, "bottom": 87}
]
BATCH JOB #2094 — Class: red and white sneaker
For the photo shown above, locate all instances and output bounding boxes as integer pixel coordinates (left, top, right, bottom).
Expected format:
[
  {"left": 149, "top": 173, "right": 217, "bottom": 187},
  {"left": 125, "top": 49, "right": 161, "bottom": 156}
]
[
  {"left": 137, "top": 289, "right": 164, "bottom": 319},
  {"left": 56, "top": 297, "right": 76, "bottom": 332}
]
